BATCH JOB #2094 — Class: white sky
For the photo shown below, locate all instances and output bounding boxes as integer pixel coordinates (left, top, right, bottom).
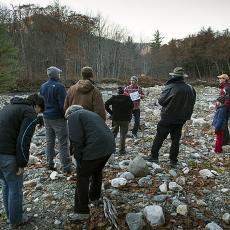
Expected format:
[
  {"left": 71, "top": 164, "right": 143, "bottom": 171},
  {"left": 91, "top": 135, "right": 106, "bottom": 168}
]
[{"left": 1, "top": 0, "right": 230, "bottom": 44}]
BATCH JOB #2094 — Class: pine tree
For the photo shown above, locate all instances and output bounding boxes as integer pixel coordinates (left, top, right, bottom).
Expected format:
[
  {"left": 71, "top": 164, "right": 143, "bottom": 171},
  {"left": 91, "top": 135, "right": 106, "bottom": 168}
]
[{"left": 0, "top": 25, "right": 18, "bottom": 91}]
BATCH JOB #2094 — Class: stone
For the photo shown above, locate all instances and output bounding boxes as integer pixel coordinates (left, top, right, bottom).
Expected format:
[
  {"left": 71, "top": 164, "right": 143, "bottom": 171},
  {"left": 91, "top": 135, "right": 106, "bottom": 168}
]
[
  {"left": 128, "top": 155, "right": 150, "bottom": 177},
  {"left": 143, "top": 205, "right": 165, "bottom": 227},
  {"left": 119, "top": 172, "right": 135, "bottom": 180},
  {"left": 222, "top": 213, "right": 230, "bottom": 224},
  {"left": 126, "top": 212, "right": 145, "bottom": 230},
  {"left": 176, "top": 205, "right": 188, "bottom": 216},
  {"left": 169, "top": 182, "right": 183, "bottom": 191},
  {"left": 205, "top": 221, "right": 223, "bottom": 230},
  {"left": 111, "top": 178, "right": 127, "bottom": 188},
  {"left": 199, "top": 169, "right": 215, "bottom": 179}
]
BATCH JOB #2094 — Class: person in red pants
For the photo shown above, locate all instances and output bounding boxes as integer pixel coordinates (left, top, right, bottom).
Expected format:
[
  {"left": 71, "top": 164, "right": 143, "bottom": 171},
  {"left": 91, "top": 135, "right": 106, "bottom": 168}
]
[{"left": 212, "top": 96, "right": 228, "bottom": 154}]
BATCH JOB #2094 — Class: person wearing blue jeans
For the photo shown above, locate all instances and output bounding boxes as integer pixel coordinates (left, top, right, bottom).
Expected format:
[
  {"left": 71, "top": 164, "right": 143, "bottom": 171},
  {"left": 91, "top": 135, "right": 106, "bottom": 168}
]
[
  {"left": 0, "top": 94, "right": 44, "bottom": 227},
  {"left": 0, "top": 155, "right": 23, "bottom": 225},
  {"left": 40, "top": 66, "right": 72, "bottom": 173}
]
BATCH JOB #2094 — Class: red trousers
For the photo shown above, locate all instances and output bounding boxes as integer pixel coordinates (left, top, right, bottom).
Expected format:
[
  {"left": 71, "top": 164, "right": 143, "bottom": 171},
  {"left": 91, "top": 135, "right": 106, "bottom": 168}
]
[{"left": 215, "top": 130, "right": 224, "bottom": 153}]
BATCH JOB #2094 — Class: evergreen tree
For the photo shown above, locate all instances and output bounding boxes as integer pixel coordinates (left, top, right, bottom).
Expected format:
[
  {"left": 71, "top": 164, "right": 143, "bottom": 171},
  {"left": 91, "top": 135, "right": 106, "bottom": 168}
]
[
  {"left": 0, "top": 25, "right": 18, "bottom": 91},
  {"left": 150, "top": 30, "right": 164, "bottom": 50}
]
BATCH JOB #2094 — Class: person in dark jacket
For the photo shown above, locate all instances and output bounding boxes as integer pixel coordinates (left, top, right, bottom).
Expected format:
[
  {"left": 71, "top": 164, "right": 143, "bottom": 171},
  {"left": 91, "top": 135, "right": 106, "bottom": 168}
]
[
  {"left": 40, "top": 66, "right": 72, "bottom": 173},
  {"left": 0, "top": 94, "right": 44, "bottom": 228},
  {"left": 212, "top": 96, "right": 228, "bottom": 154},
  {"left": 65, "top": 105, "right": 115, "bottom": 222},
  {"left": 105, "top": 86, "right": 133, "bottom": 154},
  {"left": 145, "top": 67, "right": 196, "bottom": 167}
]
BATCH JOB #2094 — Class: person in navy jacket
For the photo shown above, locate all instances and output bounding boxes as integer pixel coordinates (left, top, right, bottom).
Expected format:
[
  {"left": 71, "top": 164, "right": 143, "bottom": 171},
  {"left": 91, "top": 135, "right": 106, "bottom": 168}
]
[
  {"left": 212, "top": 96, "right": 228, "bottom": 154},
  {"left": 40, "top": 66, "right": 72, "bottom": 173}
]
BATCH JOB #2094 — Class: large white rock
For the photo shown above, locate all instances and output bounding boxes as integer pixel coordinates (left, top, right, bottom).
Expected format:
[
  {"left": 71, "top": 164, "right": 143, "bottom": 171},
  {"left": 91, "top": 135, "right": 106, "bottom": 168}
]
[
  {"left": 111, "top": 178, "right": 127, "bottom": 188},
  {"left": 143, "top": 205, "right": 165, "bottom": 227},
  {"left": 199, "top": 169, "right": 215, "bottom": 179},
  {"left": 205, "top": 221, "right": 223, "bottom": 230}
]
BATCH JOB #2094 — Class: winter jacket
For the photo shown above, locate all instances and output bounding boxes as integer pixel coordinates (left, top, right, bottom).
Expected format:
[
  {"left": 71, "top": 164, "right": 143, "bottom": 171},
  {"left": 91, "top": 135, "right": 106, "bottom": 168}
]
[
  {"left": 40, "top": 79, "right": 66, "bottom": 119},
  {"left": 159, "top": 76, "right": 196, "bottom": 124},
  {"left": 124, "top": 84, "right": 144, "bottom": 110},
  {"left": 219, "top": 82, "right": 230, "bottom": 112},
  {"left": 67, "top": 108, "right": 115, "bottom": 164},
  {"left": 0, "top": 97, "right": 38, "bottom": 167},
  {"left": 105, "top": 95, "right": 133, "bottom": 121},
  {"left": 64, "top": 80, "right": 106, "bottom": 120},
  {"left": 212, "top": 105, "right": 228, "bottom": 131}
]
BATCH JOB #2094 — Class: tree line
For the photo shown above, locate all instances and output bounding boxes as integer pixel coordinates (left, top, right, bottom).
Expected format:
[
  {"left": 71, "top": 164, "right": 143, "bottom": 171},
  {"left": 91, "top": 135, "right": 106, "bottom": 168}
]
[{"left": 0, "top": 2, "right": 230, "bottom": 91}]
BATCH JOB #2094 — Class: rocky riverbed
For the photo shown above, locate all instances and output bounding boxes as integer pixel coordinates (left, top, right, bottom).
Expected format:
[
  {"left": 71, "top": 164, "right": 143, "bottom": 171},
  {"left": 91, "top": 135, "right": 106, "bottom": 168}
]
[{"left": 0, "top": 86, "right": 229, "bottom": 230}]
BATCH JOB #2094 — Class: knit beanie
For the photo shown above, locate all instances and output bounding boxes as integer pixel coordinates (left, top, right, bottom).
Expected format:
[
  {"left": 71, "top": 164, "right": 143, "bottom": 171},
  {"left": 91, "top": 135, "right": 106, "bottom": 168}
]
[{"left": 47, "top": 66, "right": 62, "bottom": 80}]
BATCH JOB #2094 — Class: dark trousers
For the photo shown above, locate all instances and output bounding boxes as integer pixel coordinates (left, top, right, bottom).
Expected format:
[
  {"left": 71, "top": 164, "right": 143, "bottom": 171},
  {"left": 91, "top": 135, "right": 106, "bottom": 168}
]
[
  {"left": 132, "top": 109, "right": 140, "bottom": 135},
  {"left": 112, "top": 121, "right": 129, "bottom": 153},
  {"left": 75, "top": 155, "right": 110, "bottom": 214},
  {"left": 151, "top": 123, "right": 183, "bottom": 162}
]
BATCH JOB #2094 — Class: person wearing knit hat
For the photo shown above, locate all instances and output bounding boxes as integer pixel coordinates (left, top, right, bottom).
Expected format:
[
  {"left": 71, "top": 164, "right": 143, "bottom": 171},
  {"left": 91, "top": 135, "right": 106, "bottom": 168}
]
[
  {"left": 212, "top": 96, "right": 228, "bottom": 154},
  {"left": 217, "top": 73, "right": 230, "bottom": 145},
  {"left": 64, "top": 66, "right": 106, "bottom": 121},
  {"left": 124, "top": 75, "right": 144, "bottom": 138},
  {"left": 40, "top": 66, "right": 72, "bottom": 174}
]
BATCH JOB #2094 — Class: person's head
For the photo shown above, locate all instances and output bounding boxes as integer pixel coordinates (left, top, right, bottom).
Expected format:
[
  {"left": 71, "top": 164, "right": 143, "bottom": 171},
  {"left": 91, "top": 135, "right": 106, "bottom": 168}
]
[
  {"left": 169, "top": 67, "right": 188, "bottom": 78},
  {"left": 47, "top": 66, "right": 62, "bottom": 80},
  {"left": 117, "top": 86, "right": 124, "bottom": 95},
  {"left": 130, "top": 76, "right": 138, "bottom": 85},
  {"left": 81, "top": 66, "right": 93, "bottom": 80},
  {"left": 27, "top": 94, "right": 45, "bottom": 113},
  {"left": 65, "top": 105, "right": 83, "bottom": 119},
  {"left": 216, "top": 96, "right": 225, "bottom": 107},
  {"left": 217, "top": 74, "right": 229, "bottom": 84}
]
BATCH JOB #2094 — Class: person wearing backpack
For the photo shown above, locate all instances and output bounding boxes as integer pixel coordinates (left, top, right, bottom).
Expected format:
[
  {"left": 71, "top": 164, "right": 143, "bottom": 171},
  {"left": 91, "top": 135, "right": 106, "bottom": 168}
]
[{"left": 217, "top": 73, "right": 230, "bottom": 145}]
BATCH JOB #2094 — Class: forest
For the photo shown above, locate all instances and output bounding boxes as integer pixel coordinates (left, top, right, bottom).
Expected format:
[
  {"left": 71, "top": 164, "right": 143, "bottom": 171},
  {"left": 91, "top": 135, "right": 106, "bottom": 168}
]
[{"left": 0, "top": 1, "right": 230, "bottom": 91}]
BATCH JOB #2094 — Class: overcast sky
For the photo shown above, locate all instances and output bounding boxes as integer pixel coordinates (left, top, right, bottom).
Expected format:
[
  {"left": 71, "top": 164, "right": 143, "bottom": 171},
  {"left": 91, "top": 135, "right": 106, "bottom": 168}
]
[{"left": 1, "top": 0, "right": 230, "bottom": 43}]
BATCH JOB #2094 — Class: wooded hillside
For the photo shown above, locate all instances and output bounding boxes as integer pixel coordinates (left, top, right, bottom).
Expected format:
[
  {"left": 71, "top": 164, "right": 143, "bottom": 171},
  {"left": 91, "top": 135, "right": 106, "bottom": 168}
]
[{"left": 0, "top": 2, "right": 230, "bottom": 91}]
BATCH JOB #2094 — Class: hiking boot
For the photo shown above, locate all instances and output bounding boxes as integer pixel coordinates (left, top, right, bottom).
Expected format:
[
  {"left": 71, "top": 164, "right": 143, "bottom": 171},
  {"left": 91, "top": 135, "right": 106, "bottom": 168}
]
[
  {"left": 68, "top": 213, "right": 90, "bottom": 222},
  {"left": 144, "top": 156, "right": 159, "bottom": 164},
  {"left": 9, "top": 213, "right": 29, "bottom": 229}
]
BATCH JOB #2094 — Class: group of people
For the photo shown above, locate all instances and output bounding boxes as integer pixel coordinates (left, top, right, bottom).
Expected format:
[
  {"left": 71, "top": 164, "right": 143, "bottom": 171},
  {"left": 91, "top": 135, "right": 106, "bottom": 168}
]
[{"left": 4, "top": 65, "right": 230, "bottom": 228}]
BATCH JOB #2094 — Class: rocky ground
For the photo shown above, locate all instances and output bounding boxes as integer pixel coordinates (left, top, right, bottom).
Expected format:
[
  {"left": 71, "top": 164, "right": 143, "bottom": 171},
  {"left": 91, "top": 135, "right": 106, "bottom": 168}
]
[{"left": 0, "top": 85, "right": 230, "bottom": 230}]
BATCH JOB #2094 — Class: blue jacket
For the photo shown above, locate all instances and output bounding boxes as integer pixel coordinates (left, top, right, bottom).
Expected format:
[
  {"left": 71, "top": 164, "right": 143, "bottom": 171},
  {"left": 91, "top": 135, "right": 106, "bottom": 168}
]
[
  {"left": 40, "top": 79, "right": 66, "bottom": 119},
  {"left": 212, "top": 105, "right": 228, "bottom": 131}
]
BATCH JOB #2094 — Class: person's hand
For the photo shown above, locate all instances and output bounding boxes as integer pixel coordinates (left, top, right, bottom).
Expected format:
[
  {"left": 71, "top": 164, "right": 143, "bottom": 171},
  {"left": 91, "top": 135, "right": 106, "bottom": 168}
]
[
  {"left": 37, "top": 114, "right": 44, "bottom": 128},
  {"left": 16, "top": 167, "right": 24, "bottom": 176}
]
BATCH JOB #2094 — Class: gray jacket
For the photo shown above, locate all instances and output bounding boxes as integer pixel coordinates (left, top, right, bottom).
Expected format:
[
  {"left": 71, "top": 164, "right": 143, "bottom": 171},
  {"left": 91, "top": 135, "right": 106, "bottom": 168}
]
[{"left": 67, "top": 107, "right": 115, "bottom": 162}]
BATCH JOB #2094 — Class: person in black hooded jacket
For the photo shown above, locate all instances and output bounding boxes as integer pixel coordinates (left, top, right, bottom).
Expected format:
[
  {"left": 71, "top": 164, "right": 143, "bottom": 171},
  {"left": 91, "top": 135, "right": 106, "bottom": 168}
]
[
  {"left": 145, "top": 67, "right": 196, "bottom": 167},
  {"left": 0, "top": 94, "right": 44, "bottom": 228}
]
